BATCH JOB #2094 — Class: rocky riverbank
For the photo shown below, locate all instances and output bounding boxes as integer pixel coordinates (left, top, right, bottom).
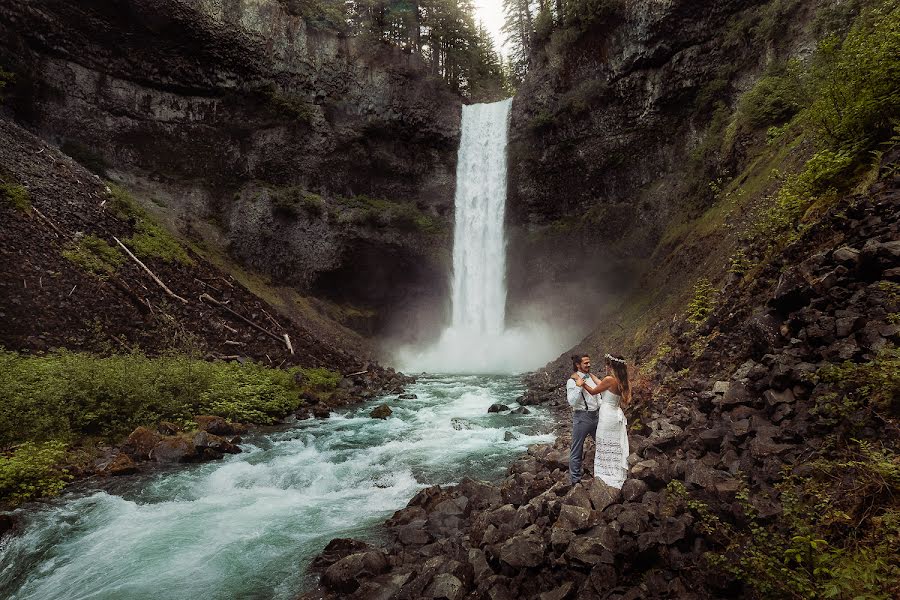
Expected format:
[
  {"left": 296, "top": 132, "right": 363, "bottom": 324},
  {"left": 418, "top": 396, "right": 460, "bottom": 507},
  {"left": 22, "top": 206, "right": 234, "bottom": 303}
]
[{"left": 301, "top": 166, "right": 898, "bottom": 598}]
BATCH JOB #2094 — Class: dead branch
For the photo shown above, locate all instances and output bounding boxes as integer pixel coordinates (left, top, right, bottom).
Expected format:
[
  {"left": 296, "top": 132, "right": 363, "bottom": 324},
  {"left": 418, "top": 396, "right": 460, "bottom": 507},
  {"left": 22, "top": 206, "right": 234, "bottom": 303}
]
[
  {"left": 113, "top": 236, "right": 188, "bottom": 304},
  {"left": 31, "top": 206, "right": 66, "bottom": 238},
  {"left": 262, "top": 308, "right": 283, "bottom": 330},
  {"left": 283, "top": 333, "right": 294, "bottom": 355},
  {"left": 224, "top": 340, "right": 246, "bottom": 346},
  {"left": 199, "top": 293, "right": 288, "bottom": 348}
]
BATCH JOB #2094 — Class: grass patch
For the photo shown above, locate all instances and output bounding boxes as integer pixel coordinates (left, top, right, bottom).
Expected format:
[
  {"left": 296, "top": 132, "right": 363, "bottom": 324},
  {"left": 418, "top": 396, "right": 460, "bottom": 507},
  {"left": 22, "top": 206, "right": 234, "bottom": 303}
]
[
  {"left": 0, "top": 183, "right": 30, "bottom": 213},
  {"left": 127, "top": 220, "right": 193, "bottom": 265},
  {"left": 62, "top": 234, "right": 125, "bottom": 276}
]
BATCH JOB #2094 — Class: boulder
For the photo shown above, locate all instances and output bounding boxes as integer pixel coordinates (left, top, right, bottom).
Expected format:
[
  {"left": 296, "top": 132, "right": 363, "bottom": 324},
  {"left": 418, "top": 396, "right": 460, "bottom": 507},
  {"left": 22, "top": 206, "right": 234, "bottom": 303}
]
[
  {"left": 122, "top": 426, "right": 161, "bottom": 460},
  {"left": 370, "top": 404, "right": 392, "bottom": 419},
  {"left": 399, "top": 393, "right": 418, "bottom": 399},
  {"left": 150, "top": 436, "right": 197, "bottom": 463},
  {"left": 93, "top": 451, "right": 138, "bottom": 476},
  {"left": 499, "top": 532, "right": 545, "bottom": 568},
  {"left": 192, "top": 431, "right": 241, "bottom": 455},
  {"left": 832, "top": 246, "right": 860, "bottom": 265},
  {"left": 763, "top": 388, "right": 795, "bottom": 407},
  {"left": 157, "top": 421, "right": 181, "bottom": 435},
  {"left": 555, "top": 504, "right": 592, "bottom": 531},
  {"left": 426, "top": 573, "right": 465, "bottom": 600},
  {"left": 321, "top": 550, "right": 389, "bottom": 593},
  {"left": 194, "top": 415, "right": 239, "bottom": 435},
  {"left": 487, "top": 404, "right": 510, "bottom": 413},
  {"left": 620, "top": 479, "right": 648, "bottom": 502},
  {"left": 312, "top": 538, "right": 374, "bottom": 571},
  {"left": 510, "top": 407, "right": 531, "bottom": 415}
]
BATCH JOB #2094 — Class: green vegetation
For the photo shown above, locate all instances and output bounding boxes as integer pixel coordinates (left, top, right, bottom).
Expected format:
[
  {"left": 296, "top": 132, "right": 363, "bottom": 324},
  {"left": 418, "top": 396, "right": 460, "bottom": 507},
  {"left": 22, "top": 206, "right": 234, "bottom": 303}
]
[
  {"left": 128, "top": 220, "right": 193, "bottom": 265},
  {"left": 0, "top": 349, "right": 340, "bottom": 447},
  {"left": 257, "top": 84, "right": 317, "bottom": 123},
  {"left": 0, "top": 350, "right": 341, "bottom": 506},
  {"left": 812, "top": 347, "right": 900, "bottom": 431},
  {"left": 335, "top": 194, "right": 444, "bottom": 233},
  {"left": 686, "top": 278, "right": 717, "bottom": 324},
  {"left": 271, "top": 187, "right": 326, "bottom": 218},
  {"left": 0, "top": 182, "right": 30, "bottom": 213},
  {"left": 727, "top": 249, "right": 753, "bottom": 277},
  {"left": 0, "top": 65, "right": 13, "bottom": 102},
  {"left": 105, "top": 182, "right": 193, "bottom": 264},
  {"left": 0, "top": 441, "right": 70, "bottom": 506},
  {"left": 737, "top": 60, "right": 804, "bottom": 130},
  {"left": 62, "top": 234, "right": 125, "bottom": 276},
  {"left": 669, "top": 437, "right": 900, "bottom": 599}
]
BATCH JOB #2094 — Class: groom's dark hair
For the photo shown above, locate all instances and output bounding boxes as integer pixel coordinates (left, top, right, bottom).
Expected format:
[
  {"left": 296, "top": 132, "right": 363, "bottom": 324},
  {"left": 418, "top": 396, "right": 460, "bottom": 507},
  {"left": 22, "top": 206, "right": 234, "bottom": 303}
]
[{"left": 571, "top": 354, "right": 589, "bottom": 371}]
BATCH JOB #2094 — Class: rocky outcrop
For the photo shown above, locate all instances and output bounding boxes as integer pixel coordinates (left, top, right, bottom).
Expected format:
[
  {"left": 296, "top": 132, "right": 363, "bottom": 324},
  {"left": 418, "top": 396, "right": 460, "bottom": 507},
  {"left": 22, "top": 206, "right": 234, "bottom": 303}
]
[
  {"left": 302, "top": 162, "right": 898, "bottom": 598},
  {"left": 0, "top": 0, "right": 461, "bottom": 336},
  {"left": 504, "top": 0, "right": 824, "bottom": 322}
]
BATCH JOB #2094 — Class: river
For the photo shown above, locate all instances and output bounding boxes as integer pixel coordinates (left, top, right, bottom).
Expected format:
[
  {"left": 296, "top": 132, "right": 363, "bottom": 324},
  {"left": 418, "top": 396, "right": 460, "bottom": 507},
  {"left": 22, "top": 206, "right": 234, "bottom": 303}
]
[{"left": 0, "top": 374, "right": 553, "bottom": 599}]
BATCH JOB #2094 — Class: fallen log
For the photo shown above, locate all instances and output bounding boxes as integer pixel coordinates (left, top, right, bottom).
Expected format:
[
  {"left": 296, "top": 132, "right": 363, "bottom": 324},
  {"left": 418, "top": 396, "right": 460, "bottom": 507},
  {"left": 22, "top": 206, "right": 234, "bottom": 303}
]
[
  {"left": 113, "top": 236, "right": 188, "bottom": 304},
  {"left": 200, "top": 293, "right": 289, "bottom": 350}
]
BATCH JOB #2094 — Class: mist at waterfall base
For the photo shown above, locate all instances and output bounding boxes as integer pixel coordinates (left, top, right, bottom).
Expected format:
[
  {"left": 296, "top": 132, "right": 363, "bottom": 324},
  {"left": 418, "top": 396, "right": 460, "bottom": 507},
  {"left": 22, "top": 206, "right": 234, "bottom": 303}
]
[
  {"left": 395, "top": 99, "right": 576, "bottom": 375},
  {"left": 0, "top": 376, "right": 553, "bottom": 599}
]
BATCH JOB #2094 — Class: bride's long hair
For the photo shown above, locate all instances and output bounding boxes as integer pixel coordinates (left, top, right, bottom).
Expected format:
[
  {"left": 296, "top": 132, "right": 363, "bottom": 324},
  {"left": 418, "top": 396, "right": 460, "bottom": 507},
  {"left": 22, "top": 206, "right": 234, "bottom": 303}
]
[{"left": 605, "top": 354, "right": 632, "bottom": 405}]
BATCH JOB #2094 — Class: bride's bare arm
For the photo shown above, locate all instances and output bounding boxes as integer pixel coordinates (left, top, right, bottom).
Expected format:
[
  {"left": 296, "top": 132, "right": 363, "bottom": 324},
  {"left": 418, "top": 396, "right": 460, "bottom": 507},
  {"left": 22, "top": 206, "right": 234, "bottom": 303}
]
[{"left": 581, "top": 375, "right": 615, "bottom": 395}]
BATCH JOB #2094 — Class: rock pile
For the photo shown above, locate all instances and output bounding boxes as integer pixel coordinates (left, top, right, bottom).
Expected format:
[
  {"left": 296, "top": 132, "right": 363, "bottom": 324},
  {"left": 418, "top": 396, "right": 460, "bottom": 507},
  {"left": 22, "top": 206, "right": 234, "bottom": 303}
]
[{"left": 302, "top": 178, "right": 898, "bottom": 597}]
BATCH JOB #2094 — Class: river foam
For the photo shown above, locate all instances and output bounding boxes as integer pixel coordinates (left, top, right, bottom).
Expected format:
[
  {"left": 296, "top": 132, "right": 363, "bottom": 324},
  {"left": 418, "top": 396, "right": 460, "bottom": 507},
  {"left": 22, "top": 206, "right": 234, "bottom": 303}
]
[{"left": 0, "top": 375, "right": 553, "bottom": 600}]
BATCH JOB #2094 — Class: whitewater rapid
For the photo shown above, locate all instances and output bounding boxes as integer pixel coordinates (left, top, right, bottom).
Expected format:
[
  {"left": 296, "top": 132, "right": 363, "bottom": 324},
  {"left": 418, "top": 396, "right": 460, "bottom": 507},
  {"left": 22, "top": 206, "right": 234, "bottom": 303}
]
[{"left": 0, "top": 375, "right": 553, "bottom": 600}]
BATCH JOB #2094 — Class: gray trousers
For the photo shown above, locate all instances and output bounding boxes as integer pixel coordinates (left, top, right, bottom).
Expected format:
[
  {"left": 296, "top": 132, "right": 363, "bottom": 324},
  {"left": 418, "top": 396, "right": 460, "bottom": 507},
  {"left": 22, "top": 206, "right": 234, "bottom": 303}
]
[{"left": 570, "top": 409, "right": 599, "bottom": 485}]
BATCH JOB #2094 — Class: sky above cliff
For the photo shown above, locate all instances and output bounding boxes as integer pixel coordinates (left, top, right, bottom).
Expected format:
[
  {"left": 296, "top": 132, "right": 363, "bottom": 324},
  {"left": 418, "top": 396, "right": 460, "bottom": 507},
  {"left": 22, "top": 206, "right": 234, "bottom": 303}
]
[{"left": 474, "top": 0, "right": 505, "bottom": 52}]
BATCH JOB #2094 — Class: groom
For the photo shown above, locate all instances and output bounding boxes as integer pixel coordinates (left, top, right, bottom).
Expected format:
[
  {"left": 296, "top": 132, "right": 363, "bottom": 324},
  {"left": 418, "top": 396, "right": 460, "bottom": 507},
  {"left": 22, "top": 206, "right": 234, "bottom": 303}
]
[{"left": 566, "top": 354, "right": 600, "bottom": 486}]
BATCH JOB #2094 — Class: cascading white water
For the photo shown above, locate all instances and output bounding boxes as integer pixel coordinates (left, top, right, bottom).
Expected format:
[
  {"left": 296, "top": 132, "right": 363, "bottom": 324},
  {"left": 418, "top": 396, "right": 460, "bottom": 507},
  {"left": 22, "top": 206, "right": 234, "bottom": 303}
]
[
  {"left": 450, "top": 99, "right": 512, "bottom": 336},
  {"left": 398, "top": 99, "right": 568, "bottom": 374}
]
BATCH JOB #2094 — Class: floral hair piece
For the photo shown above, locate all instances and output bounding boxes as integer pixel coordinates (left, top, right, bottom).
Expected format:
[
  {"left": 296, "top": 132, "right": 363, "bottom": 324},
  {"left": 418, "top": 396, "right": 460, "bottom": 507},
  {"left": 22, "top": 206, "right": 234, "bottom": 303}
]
[{"left": 605, "top": 353, "right": 627, "bottom": 365}]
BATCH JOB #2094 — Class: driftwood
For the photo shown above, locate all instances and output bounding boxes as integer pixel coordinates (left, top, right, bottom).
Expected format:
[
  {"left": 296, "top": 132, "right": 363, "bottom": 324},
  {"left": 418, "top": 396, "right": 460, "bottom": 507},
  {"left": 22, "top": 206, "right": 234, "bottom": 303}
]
[
  {"left": 283, "top": 333, "right": 294, "bottom": 355},
  {"left": 113, "top": 236, "right": 188, "bottom": 304},
  {"left": 199, "top": 293, "right": 290, "bottom": 350},
  {"left": 346, "top": 370, "right": 369, "bottom": 377},
  {"left": 262, "top": 308, "right": 283, "bottom": 330},
  {"left": 31, "top": 206, "right": 66, "bottom": 238},
  {"left": 224, "top": 340, "right": 246, "bottom": 347}
]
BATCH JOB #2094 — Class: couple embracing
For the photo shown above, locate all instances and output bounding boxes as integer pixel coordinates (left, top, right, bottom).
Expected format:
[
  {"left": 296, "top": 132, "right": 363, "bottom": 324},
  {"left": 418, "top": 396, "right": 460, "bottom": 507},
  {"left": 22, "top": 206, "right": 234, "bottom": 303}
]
[{"left": 566, "top": 353, "right": 631, "bottom": 488}]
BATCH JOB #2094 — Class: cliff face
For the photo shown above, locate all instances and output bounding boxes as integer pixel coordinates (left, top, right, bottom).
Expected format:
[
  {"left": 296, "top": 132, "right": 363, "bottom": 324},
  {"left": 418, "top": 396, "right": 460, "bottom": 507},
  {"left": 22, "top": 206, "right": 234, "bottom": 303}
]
[
  {"left": 0, "top": 0, "right": 461, "bottom": 336},
  {"left": 505, "top": 0, "right": 820, "bottom": 321}
]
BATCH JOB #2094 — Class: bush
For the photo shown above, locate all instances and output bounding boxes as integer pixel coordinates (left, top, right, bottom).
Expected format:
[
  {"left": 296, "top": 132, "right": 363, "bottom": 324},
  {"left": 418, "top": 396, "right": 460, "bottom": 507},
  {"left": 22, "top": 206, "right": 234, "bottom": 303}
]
[
  {"left": 0, "top": 350, "right": 324, "bottom": 447},
  {"left": 738, "top": 61, "right": 805, "bottom": 129},
  {"left": 0, "top": 182, "right": 30, "bottom": 213},
  {"left": 298, "top": 367, "right": 341, "bottom": 391},
  {"left": 0, "top": 441, "right": 70, "bottom": 506},
  {"left": 62, "top": 234, "right": 125, "bottom": 275}
]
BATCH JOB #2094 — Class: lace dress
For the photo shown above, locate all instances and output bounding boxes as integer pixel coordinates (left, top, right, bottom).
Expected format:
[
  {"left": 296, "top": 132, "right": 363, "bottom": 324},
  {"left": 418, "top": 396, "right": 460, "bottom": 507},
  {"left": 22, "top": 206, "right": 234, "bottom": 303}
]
[{"left": 593, "top": 389, "right": 629, "bottom": 488}]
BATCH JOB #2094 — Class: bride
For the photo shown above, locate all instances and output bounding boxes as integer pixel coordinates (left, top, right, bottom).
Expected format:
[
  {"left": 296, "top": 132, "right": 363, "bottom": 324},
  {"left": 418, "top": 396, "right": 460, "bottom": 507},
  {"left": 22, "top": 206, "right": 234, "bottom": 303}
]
[{"left": 574, "top": 353, "right": 631, "bottom": 488}]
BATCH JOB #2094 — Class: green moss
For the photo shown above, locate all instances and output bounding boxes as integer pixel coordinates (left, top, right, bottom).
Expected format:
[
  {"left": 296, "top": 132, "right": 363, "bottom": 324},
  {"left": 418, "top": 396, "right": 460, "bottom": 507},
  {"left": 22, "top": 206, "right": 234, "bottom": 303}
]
[
  {"left": 256, "top": 84, "right": 316, "bottom": 123},
  {"left": 334, "top": 195, "right": 444, "bottom": 233},
  {"left": 127, "top": 220, "right": 193, "bottom": 265},
  {"left": 271, "top": 187, "right": 326, "bottom": 218},
  {"left": 0, "top": 183, "right": 30, "bottom": 213},
  {"left": 62, "top": 235, "right": 125, "bottom": 276},
  {"left": 106, "top": 182, "right": 146, "bottom": 220}
]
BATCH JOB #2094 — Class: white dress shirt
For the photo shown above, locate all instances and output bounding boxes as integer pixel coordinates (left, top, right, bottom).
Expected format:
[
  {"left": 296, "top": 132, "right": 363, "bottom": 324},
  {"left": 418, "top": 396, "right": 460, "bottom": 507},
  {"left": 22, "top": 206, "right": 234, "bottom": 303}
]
[{"left": 566, "top": 372, "right": 600, "bottom": 411}]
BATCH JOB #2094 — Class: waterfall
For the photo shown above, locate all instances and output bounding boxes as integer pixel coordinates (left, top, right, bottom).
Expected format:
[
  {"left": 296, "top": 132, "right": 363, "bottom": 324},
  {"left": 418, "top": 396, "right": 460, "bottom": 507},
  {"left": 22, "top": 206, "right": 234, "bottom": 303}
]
[
  {"left": 398, "top": 98, "right": 566, "bottom": 374},
  {"left": 450, "top": 99, "right": 512, "bottom": 336}
]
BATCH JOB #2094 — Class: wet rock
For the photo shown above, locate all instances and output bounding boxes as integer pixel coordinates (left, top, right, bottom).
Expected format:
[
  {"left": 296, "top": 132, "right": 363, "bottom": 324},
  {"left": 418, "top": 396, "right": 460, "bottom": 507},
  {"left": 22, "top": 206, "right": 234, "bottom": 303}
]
[
  {"left": 122, "top": 426, "right": 161, "bottom": 460},
  {"left": 93, "top": 451, "right": 138, "bottom": 476},
  {"left": 509, "top": 407, "right": 530, "bottom": 415},
  {"left": 313, "top": 405, "right": 332, "bottom": 419},
  {"left": 321, "top": 550, "right": 389, "bottom": 593},
  {"left": 370, "top": 404, "right": 393, "bottom": 419},
  {"left": 457, "top": 478, "right": 501, "bottom": 509},
  {"left": 488, "top": 404, "right": 510, "bottom": 413},
  {"left": 504, "top": 431, "right": 516, "bottom": 441},
  {"left": 312, "top": 538, "right": 374, "bottom": 571},
  {"left": 192, "top": 431, "right": 241, "bottom": 455},
  {"left": 150, "top": 436, "right": 197, "bottom": 463},
  {"left": 399, "top": 393, "right": 418, "bottom": 400}
]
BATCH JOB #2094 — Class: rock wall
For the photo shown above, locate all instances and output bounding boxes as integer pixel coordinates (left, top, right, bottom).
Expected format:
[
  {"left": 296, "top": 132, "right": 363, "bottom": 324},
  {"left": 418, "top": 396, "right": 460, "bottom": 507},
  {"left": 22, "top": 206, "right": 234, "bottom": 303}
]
[
  {"left": 505, "top": 0, "right": 821, "bottom": 322},
  {"left": 0, "top": 0, "right": 461, "bottom": 336}
]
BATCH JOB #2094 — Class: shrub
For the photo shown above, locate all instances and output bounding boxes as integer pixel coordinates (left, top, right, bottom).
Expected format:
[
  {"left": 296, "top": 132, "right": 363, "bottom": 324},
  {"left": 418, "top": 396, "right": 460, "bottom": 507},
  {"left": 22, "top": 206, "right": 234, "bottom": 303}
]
[
  {"left": 0, "top": 350, "right": 318, "bottom": 447},
  {"left": 271, "top": 187, "right": 326, "bottom": 218},
  {"left": 62, "top": 234, "right": 125, "bottom": 275},
  {"left": 728, "top": 249, "right": 753, "bottom": 277},
  {"left": 738, "top": 60, "right": 805, "bottom": 129},
  {"left": 0, "top": 441, "right": 70, "bottom": 506},
  {"left": 0, "top": 183, "right": 30, "bottom": 213},
  {"left": 812, "top": 347, "right": 900, "bottom": 431},
  {"left": 687, "top": 278, "right": 717, "bottom": 323},
  {"left": 297, "top": 367, "right": 341, "bottom": 391}
]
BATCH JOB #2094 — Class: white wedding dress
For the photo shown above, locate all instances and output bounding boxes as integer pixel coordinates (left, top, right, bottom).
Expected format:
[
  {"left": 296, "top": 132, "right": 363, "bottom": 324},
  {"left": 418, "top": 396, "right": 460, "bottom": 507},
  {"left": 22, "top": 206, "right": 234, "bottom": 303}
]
[{"left": 594, "top": 389, "right": 629, "bottom": 488}]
